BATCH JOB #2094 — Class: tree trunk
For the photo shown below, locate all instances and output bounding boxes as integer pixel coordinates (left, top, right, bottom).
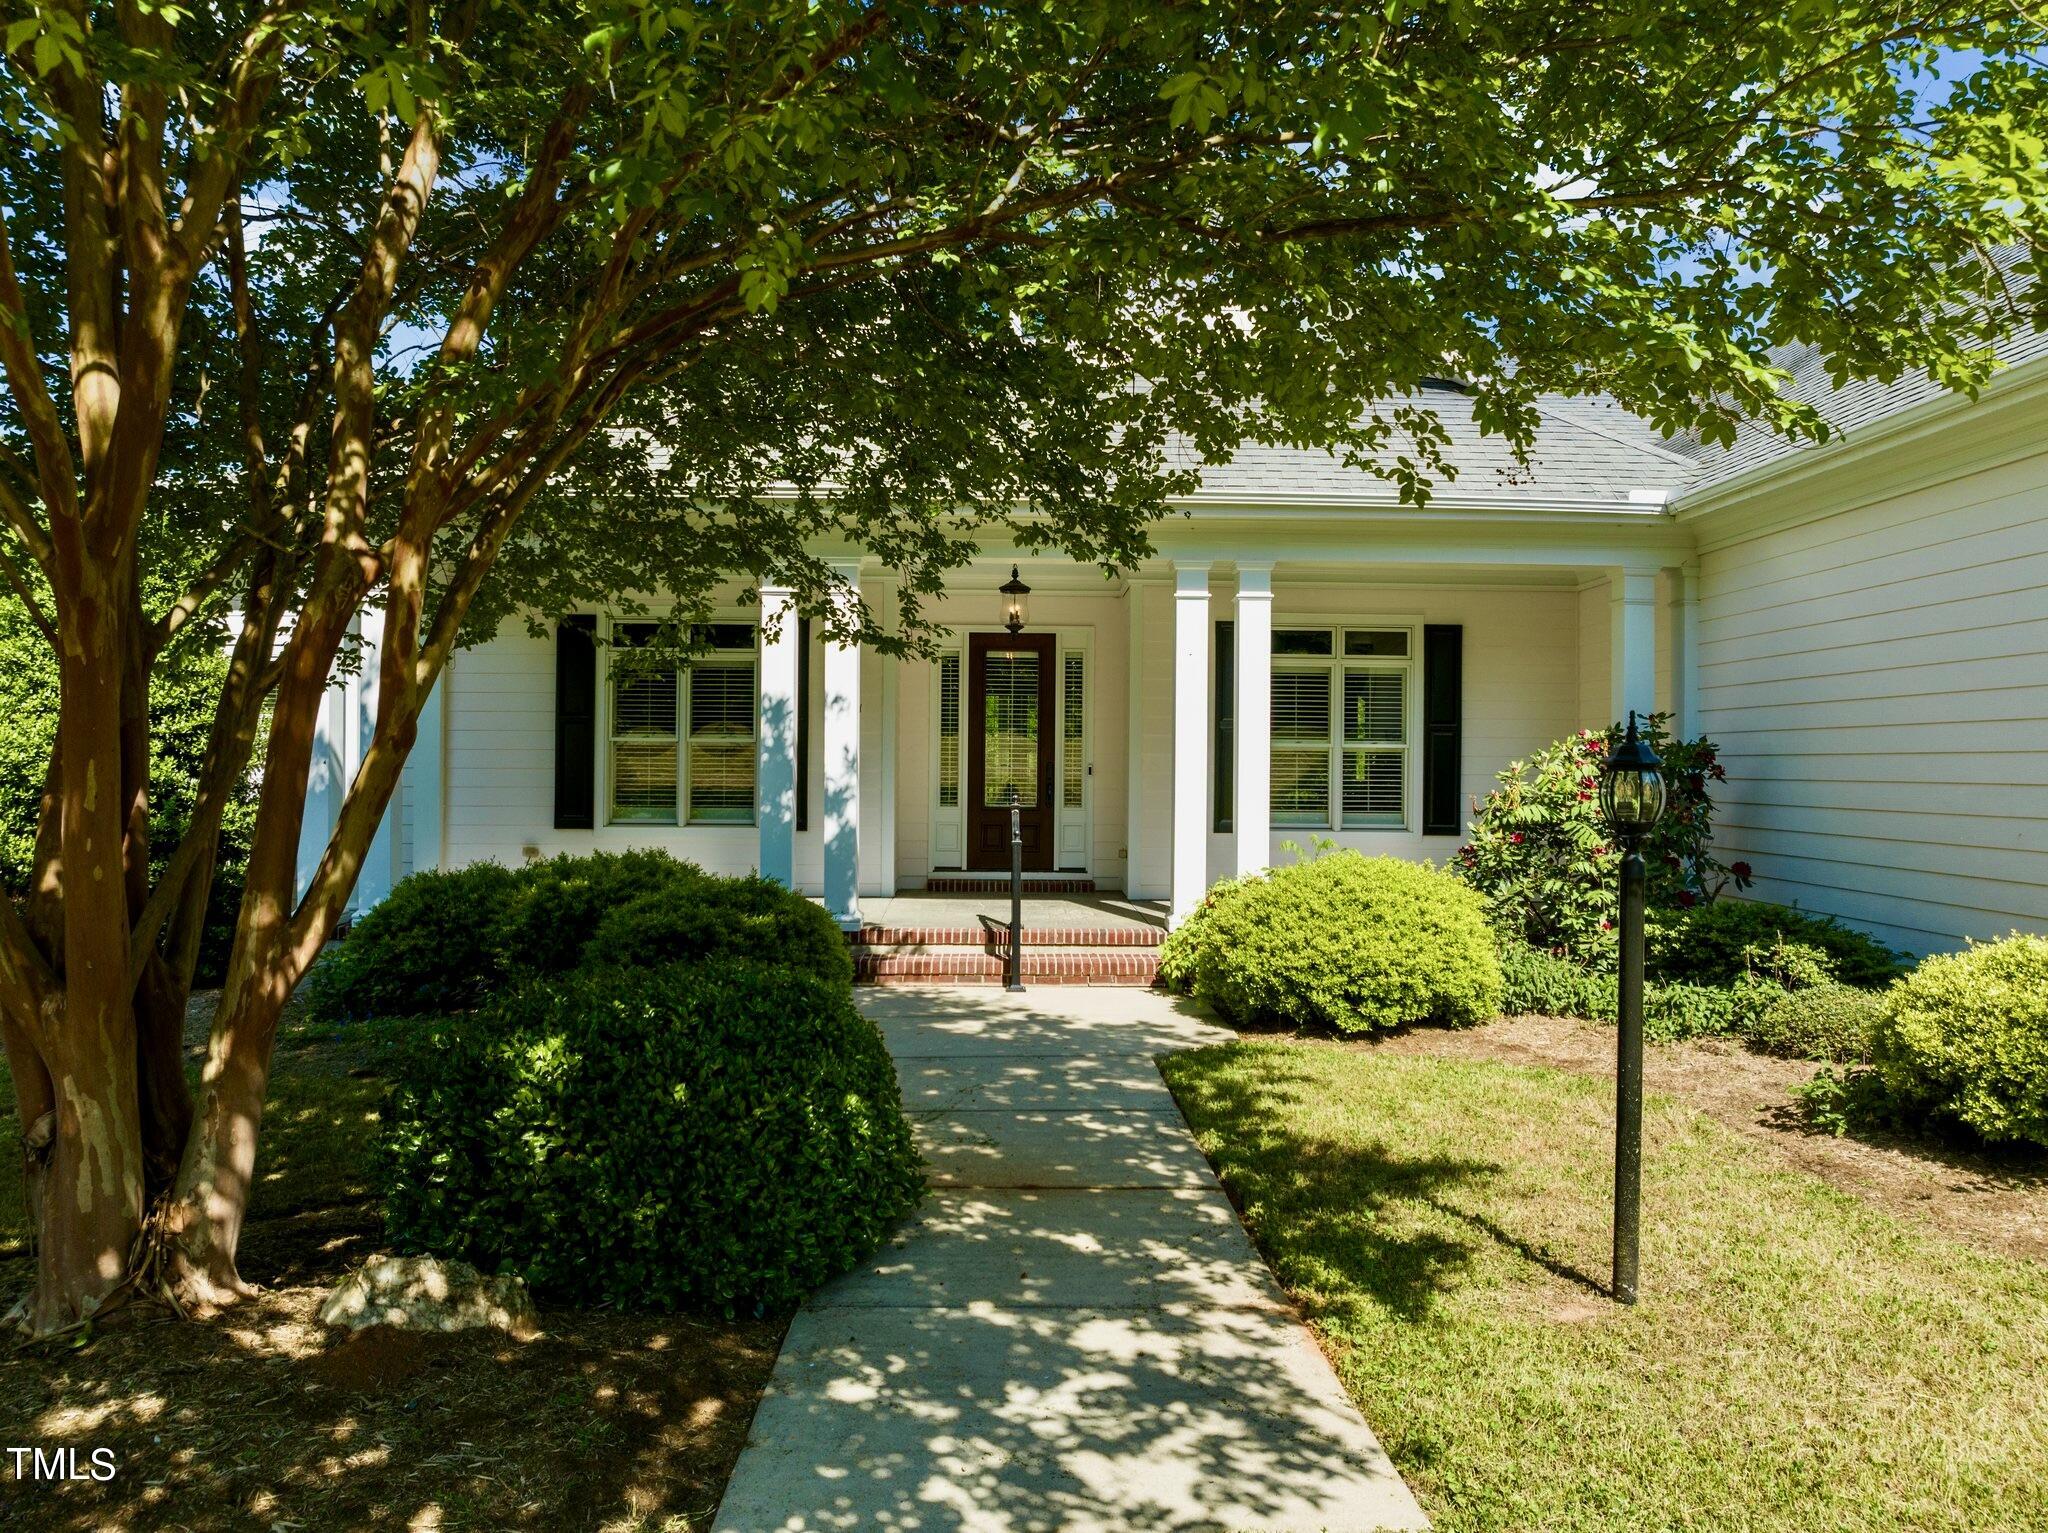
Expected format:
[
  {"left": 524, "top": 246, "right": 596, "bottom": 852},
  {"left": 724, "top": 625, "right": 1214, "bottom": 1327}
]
[
  {"left": 159, "top": 981, "right": 279, "bottom": 1307},
  {"left": 18, "top": 1007, "right": 146, "bottom": 1332},
  {"left": 155, "top": 571, "right": 363, "bottom": 1306},
  {"left": 19, "top": 531, "right": 150, "bottom": 1331}
]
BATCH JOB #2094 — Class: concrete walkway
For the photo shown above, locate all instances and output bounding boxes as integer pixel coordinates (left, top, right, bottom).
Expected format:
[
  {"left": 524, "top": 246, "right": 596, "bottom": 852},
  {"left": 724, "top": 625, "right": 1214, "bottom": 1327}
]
[{"left": 713, "top": 987, "right": 1428, "bottom": 1533}]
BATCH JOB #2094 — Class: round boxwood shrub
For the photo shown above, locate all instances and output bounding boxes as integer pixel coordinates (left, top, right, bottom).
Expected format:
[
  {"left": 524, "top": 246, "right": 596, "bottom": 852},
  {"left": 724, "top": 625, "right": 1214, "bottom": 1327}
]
[
  {"left": 500, "top": 849, "right": 706, "bottom": 976},
  {"left": 1871, "top": 934, "right": 2048, "bottom": 1148},
  {"left": 304, "top": 861, "right": 524, "bottom": 1023},
  {"left": 378, "top": 959, "right": 923, "bottom": 1313},
  {"left": 1741, "top": 982, "right": 1883, "bottom": 1062},
  {"left": 1187, "top": 853, "right": 1502, "bottom": 1033},
  {"left": 584, "top": 875, "right": 853, "bottom": 988}
]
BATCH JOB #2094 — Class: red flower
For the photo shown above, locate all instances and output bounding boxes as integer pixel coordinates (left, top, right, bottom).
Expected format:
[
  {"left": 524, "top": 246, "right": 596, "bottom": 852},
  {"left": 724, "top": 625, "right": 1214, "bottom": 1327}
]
[
  {"left": 1710, "top": 764, "right": 1727, "bottom": 781},
  {"left": 1730, "top": 861, "right": 1753, "bottom": 880},
  {"left": 1675, "top": 890, "right": 1697, "bottom": 908},
  {"left": 1509, "top": 831, "right": 1524, "bottom": 845}
]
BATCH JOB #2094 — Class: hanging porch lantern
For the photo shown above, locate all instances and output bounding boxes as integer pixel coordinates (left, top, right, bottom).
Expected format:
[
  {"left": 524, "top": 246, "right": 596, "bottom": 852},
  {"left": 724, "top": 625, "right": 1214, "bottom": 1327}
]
[{"left": 999, "top": 565, "right": 1031, "bottom": 633}]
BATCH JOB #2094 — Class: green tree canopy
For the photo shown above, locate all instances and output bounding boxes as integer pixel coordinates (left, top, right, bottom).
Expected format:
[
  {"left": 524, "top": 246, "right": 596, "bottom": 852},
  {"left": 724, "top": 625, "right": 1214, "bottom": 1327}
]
[{"left": 1, "top": 0, "right": 2043, "bottom": 1333}]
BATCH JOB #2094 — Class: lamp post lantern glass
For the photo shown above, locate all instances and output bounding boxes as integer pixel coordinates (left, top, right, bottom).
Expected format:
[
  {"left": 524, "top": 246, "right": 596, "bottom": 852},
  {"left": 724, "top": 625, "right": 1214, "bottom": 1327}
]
[
  {"left": 999, "top": 566, "right": 1031, "bottom": 634},
  {"left": 1598, "top": 710, "right": 1666, "bottom": 1305}
]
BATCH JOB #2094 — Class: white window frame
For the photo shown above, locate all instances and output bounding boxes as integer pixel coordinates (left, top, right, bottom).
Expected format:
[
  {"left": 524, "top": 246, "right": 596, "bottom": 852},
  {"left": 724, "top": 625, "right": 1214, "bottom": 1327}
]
[
  {"left": 602, "top": 616, "right": 761, "bottom": 828},
  {"left": 1269, "top": 620, "right": 1419, "bottom": 833}
]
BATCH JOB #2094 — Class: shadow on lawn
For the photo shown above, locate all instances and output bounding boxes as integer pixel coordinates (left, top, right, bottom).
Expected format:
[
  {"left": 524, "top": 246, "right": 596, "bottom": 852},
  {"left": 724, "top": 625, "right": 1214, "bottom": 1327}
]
[{"left": 1165, "top": 1046, "right": 1610, "bottom": 1321}]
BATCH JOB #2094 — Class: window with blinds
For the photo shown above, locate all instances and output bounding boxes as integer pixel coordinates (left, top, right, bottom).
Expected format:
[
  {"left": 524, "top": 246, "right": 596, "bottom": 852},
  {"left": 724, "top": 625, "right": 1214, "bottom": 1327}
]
[
  {"left": 1342, "top": 668, "right": 1405, "bottom": 826},
  {"left": 938, "top": 652, "right": 961, "bottom": 808},
  {"left": 1270, "top": 626, "right": 1412, "bottom": 831},
  {"left": 1062, "top": 652, "right": 1085, "bottom": 808},
  {"left": 607, "top": 622, "right": 758, "bottom": 826},
  {"left": 1270, "top": 667, "right": 1332, "bottom": 826},
  {"left": 687, "top": 658, "right": 756, "bottom": 823},
  {"left": 610, "top": 625, "right": 678, "bottom": 823},
  {"left": 982, "top": 649, "right": 1040, "bottom": 807}
]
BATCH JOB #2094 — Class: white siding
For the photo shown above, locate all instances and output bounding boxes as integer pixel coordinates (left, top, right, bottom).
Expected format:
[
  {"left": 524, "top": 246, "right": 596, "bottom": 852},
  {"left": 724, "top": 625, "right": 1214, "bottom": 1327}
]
[{"left": 1698, "top": 448, "right": 2048, "bottom": 954}]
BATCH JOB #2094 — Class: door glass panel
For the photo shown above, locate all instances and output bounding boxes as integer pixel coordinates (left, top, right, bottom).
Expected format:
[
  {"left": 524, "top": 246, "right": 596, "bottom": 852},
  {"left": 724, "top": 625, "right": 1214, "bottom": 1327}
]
[{"left": 982, "top": 650, "right": 1040, "bottom": 807}]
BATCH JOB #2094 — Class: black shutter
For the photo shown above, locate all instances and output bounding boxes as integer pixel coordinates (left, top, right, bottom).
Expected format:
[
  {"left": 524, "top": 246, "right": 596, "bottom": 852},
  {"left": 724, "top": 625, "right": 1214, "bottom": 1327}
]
[
  {"left": 1422, "top": 624, "right": 1463, "bottom": 836},
  {"left": 795, "top": 617, "right": 811, "bottom": 832},
  {"left": 1213, "top": 619, "right": 1234, "bottom": 833},
  {"left": 554, "top": 615, "right": 597, "bottom": 830}
]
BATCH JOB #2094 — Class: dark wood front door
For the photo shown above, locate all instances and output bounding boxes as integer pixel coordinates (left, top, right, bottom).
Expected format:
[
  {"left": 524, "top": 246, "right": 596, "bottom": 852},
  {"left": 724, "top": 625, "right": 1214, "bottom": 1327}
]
[{"left": 967, "top": 632, "right": 1057, "bottom": 870}]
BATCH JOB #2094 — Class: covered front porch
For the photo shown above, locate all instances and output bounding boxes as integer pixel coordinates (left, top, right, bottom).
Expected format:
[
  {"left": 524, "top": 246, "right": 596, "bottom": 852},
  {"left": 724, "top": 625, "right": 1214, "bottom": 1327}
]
[
  {"left": 747, "top": 534, "right": 1698, "bottom": 930},
  {"left": 346, "top": 492, "right": 1701, "bottom": 927}
]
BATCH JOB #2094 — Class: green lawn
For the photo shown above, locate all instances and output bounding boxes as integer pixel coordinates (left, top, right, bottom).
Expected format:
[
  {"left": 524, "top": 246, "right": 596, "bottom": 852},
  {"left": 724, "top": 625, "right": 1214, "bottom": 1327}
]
[{"left": 1161, "top": 1040, "right": 2048, "bottom": 1533}]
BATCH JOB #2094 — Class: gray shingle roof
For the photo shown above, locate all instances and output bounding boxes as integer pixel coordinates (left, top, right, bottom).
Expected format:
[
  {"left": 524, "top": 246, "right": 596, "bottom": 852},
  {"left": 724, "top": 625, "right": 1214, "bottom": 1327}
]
[
  {"left": 1171, "top": 386, "right": 1694, "bottom": 507},
  {"left": 1669, "top": 253, "right": 2045, "bottom": 488}
]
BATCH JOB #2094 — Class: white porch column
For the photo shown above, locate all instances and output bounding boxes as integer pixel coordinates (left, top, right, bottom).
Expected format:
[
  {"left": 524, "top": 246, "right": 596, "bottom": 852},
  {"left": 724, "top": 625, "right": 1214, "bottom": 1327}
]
[
  {"left": 1171, "top": 562, "right": 1212, "bottom": 926},
  {"left": 1233, "top": 563, "right": 1273, "bottom": 881},
  {"left": 1608, "top": 568, "right": 1659, "bottom": 724},
  {"left": 822, "top": 561, "right": 863, "bottom": 928},
  {"left": 756, "top": 582, "right": 800, "bottom": 889},
  {"left": 1677, "top": 562, "right": 1701, "bottom": 735}
]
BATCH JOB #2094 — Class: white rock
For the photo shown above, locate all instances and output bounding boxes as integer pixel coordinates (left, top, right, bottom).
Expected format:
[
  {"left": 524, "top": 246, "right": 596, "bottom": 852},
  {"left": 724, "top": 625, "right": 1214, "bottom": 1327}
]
[{"left": 318, "top": 1255, "right": 540, "bottom": 1337}]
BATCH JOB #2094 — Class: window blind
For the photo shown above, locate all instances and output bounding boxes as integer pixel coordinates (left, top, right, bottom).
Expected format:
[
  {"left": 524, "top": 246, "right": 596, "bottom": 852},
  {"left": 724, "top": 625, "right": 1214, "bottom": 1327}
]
[
  {"left": 1062, "top": 652, "right": 1085, "bottom": 808},
  {"left": 938, "top": 652, "right": 961, "bottom": 808},
  {"left": 687, "top": 661, "right": 756, "bottom": 823},
  {"left": 610, "top": 625, "right": 677, "bottom": 823}
]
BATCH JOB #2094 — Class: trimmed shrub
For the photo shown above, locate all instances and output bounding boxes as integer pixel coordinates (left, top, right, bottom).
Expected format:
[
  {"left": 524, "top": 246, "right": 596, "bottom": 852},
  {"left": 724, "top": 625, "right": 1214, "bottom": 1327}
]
[
  {"left": 1649, "top": 899, "right": 1903, "bottom": 991},
  {"left": 1742, "top": 982, "right": 1883, "bottom": 1063},
  {"left": 1156, "top": 874, "right": 1250, "bottom": 994},
  {"left": 379, "top": 960, "right": 923, "bottom": 1313},
  {"left": 1871, "top": 934, "right": 2048, "bottom": 1148},
  {"left": 304, "top": 862, "right": 524, "bottom": 1023},
  {"left": 499, "top": 849, "right": 706, "bottom": 976},
  {"left": 1186, "top": 853, "right": 1502, "bottom": 1033},
  {"left": 584, "top": 875, "right": 852, "bottom": 988},
  {"left": 1496, "top": 938, "right": 1780, "bottom": 1044},
  {"left": 1453, "top": 713, "right": 1748, "bottom": 962}
]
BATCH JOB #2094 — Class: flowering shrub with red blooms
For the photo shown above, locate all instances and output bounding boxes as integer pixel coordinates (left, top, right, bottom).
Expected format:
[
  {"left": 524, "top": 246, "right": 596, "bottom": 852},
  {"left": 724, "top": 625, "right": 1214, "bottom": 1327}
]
[{"left": 1452, "top": 713, "right": 1752, "bottom": 962}]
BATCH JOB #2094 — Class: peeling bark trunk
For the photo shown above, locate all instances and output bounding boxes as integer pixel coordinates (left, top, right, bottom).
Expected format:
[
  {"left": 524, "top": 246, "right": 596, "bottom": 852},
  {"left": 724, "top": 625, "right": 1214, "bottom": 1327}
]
[{"left": 26, "top": 579, "right": 148, "bottom": 1329}]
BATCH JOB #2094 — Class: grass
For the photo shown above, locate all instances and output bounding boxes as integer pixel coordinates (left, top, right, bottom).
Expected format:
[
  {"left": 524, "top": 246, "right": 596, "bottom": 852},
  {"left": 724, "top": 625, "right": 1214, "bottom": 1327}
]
[{"left": 1161, "top": 1038, "right": 2048, "bottom": 1533}]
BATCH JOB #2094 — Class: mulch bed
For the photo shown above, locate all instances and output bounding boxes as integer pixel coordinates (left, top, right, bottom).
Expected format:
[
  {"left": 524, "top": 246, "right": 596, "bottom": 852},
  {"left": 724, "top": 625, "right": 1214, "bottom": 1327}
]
[
  {"left": 1, "top": 1208, "right": 785, "bottom": 1532},
  {"left": 1, "top": 990, "right": 787, "bottom": 1532}
]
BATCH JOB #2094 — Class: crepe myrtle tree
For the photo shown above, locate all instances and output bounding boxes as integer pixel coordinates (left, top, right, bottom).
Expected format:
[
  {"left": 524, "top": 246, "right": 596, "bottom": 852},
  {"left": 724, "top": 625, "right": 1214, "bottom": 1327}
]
[{"left": 0, "top": 1, "right": 2044, "bottom": 1334}]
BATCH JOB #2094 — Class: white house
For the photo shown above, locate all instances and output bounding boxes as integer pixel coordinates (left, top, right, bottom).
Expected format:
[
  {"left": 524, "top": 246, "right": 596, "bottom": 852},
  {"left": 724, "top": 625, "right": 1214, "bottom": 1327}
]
[{"left": 311, "top": 339, "right": 2048, "bottom": 962}]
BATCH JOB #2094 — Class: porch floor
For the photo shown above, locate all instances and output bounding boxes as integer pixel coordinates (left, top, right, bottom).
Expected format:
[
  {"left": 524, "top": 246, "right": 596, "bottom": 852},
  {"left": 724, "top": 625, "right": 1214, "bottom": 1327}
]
[{"left": 861, "top": 891, "right": 1167, "bottom": 936}]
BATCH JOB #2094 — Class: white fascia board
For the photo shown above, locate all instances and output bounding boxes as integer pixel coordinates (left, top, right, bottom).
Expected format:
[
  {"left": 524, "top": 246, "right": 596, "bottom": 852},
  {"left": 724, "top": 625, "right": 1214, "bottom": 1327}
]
[
  {"left": 1671, "top": 353, "right": 2048, "bottom": 550},
  {"left": 1164, "top": 491, "right": 1677, "bottom": 518}
]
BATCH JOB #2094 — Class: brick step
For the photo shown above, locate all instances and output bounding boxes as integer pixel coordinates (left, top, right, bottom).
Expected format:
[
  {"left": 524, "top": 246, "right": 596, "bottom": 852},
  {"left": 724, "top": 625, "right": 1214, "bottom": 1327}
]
[
  {"left": 849, "top": 925, "right": 1162, "bottom": 949},
  {"left": 921, "top": 876, "right": 1099, "bottom": 895},
  {"left": 855, "top": 949, "right": 1160, "bottom": 986}
]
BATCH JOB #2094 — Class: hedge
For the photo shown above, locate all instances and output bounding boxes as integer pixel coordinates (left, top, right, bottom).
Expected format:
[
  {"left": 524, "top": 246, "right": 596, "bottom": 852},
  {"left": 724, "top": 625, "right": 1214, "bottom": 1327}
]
[{"left": 378, "top": 959, "right": 923, "bottom": 1313}]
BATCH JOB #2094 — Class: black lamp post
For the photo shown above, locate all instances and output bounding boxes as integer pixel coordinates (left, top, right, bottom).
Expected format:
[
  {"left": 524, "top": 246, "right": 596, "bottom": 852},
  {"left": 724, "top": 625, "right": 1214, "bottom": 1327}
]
[
  {"left": 999, "top": 566, "right": 1031, "bottom": 634},
  {"left": 1597, "top": 710, "right": 1667, "bottom": 1305}
]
